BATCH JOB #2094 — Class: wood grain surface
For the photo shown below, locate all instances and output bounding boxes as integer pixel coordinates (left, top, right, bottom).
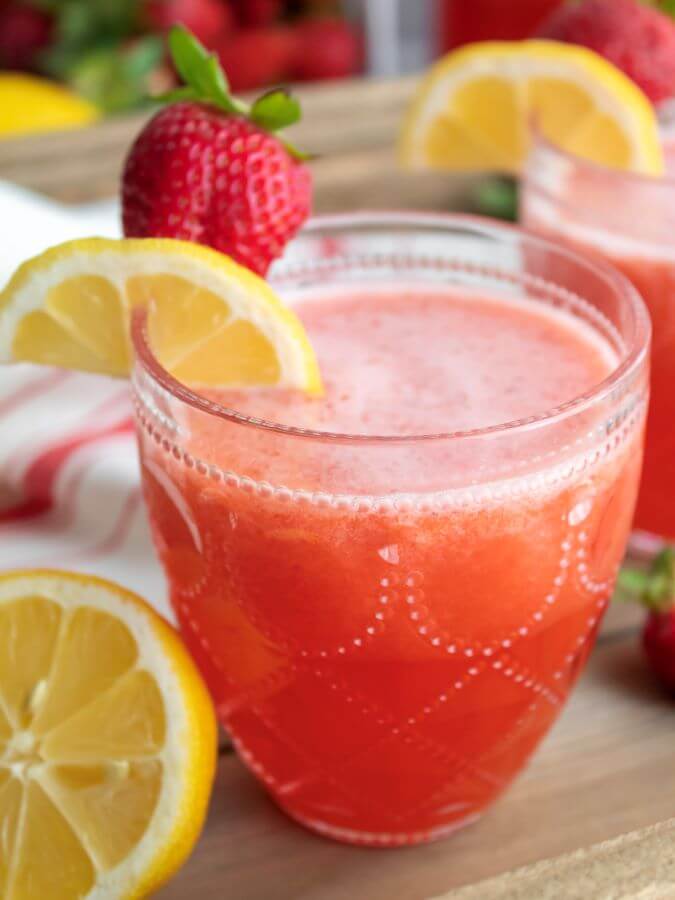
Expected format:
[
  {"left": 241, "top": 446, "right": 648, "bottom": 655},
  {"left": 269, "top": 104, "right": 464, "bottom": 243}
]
[
  {"left": 436, "top": 817, "right": 675, "bottom": 899},
  {"left": 0, "top": 76, "right": 478, "bottom": 215},
  {"left": 150, "top": 600, "right": 675, "bottom": 900},
  {"left": 1, "top": 75, "right": 672, "bottom": 900}
]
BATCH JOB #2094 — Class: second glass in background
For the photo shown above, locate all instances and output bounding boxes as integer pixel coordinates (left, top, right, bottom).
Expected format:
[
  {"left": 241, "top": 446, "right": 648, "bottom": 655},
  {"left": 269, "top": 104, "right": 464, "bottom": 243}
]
[{"left": 522, "top": 134, "right": 675, "bottom": 547}]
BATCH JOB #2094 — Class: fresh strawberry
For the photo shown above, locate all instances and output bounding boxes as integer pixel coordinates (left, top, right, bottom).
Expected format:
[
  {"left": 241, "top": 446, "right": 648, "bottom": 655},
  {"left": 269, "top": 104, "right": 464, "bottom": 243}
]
[
  {"left": 0, "top": 3, "right": 53, "bottom": 70},
  {"left": 216, "top": 26, "right": 296, "bottom": 92},
  {"left": 234, "top": 0, "right": 283, "bottom": 27},
  {"left": 619, "top": 547, "right": 675, "bottom": 694},
  {"left": 538, "top": 0, "right": 675, "bottom": 105},
  {"left": 293, "top": 16, "right": 362, "bottom": 82},
  {"left": 144, "top": 0, "right": 233, "bottom": 49},
  {"left": 122, "top": 26, "right": 311, "bottom": 276}
]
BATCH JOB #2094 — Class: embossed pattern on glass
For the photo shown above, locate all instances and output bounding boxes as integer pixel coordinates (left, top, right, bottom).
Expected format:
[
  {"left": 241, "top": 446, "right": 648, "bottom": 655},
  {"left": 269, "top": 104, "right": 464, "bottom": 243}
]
[{"left": 132, "top": 214, "right": 649, "bottom": 846}]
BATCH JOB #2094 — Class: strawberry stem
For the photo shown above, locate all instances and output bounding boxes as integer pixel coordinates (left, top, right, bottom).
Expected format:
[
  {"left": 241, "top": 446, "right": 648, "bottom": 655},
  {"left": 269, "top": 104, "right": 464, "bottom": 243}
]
[
  {"left": 618, "top": 546, "right": 675, "bottom": 613},
  {"left": 157, "top": 25, "right": 309, "bottom": 161}
]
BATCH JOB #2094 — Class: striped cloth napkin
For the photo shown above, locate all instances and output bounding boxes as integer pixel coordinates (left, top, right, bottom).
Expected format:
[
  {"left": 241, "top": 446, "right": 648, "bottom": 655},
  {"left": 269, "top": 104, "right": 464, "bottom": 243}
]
[{"left": 0, "top": 182, "right": 170, "bottom": 619}]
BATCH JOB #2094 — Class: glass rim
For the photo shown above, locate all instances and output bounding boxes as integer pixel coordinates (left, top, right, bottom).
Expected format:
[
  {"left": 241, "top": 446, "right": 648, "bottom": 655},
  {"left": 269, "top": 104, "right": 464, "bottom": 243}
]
[
  {"left": 528, "top": 124, "right": 675, "bottom": 188},
  {"left": 131, "top": 210, "right": 651, "bottom": 445}
]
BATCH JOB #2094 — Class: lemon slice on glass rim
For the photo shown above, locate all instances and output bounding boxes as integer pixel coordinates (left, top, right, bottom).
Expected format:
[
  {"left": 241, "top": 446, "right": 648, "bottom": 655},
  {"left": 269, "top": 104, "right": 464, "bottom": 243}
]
[
  {"left": 0, "top": 569, "right": 217, "bottom": 900},
  {"left": 399, "top": 39, "right": 664, "bottom": 175},
  {"left": 0, "top": 237, "right": 323, "bottom": 393}
]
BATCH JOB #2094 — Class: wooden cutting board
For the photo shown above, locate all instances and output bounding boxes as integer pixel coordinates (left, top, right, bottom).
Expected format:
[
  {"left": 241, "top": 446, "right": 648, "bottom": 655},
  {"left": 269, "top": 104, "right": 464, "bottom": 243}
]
[
  {"left": 1, "top": 74, "right": 672, "bottom": 899},
  {"left": 436, "top": 818, "right": 675, "bottom": 899},
  {"left": 152, "top": 602, "right": 674, "bottom": 900},
  {"left": 0, "top": 76, "right": 476, "bottom": 212}
]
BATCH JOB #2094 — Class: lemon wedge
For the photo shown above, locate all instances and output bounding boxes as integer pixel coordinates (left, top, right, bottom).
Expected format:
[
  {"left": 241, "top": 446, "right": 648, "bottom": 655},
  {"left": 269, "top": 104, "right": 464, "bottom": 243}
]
[
  {"left": 399, "top": 40, "right": 663, "bottom": 175},
  {"left": 0, "top": 74, "right": 100, "bottom": 139},
  {"left": 0, "top": 569, "right": 217, "bottom": 900},
  {"left": 0, "top": 237, "right": 323, "bottom": 394}
]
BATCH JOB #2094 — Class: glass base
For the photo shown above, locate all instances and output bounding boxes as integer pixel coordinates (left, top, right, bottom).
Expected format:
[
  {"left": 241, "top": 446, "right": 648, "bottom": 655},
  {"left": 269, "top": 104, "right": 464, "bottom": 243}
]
[{"left": 276, "top": 802, "right": 483, "bottom": 848}]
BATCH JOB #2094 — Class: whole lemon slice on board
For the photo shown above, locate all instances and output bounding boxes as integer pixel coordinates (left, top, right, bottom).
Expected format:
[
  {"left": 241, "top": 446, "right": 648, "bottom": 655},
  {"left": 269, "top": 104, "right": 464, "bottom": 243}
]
[
  {"left": 0, "top": 74, "right": 100, "bottom": 139},
  {"left": 0, "top": 569, "right": 217, "bottom": 900},
  {"left": 0, "top": 237, "right": 323, "bottom": 394},
  {"left": 399, "top": 40, "right": 663, "bottom": 175}
]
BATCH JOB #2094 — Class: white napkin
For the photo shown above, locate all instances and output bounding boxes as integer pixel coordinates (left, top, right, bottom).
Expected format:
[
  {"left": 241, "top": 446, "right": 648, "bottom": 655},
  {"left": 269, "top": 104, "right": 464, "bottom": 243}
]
[{"left": 0, "top": 181, "right": 170, "bottom": 619}]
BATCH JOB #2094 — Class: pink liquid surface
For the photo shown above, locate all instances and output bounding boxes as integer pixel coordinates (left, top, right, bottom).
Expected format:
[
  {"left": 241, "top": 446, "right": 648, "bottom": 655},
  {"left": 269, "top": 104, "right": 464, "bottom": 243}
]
[
  {"left": 184, "top": 287, "right": 620, "bottom": 496},
  {"left": 137, "top": 285, "right": 644, "bottom": 845},
  {"left": 209, "top": 287, "right": 615, "bottom": 435}
]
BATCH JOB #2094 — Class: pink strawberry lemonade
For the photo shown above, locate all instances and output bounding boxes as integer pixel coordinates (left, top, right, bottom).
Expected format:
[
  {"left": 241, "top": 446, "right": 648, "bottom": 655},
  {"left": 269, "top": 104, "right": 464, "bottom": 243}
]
[
  {"left": 133, "top": 219, "right": 647, "bottom": 846},
  {"left": 523, "top": 136, "right": 675, "bottom": 544}
]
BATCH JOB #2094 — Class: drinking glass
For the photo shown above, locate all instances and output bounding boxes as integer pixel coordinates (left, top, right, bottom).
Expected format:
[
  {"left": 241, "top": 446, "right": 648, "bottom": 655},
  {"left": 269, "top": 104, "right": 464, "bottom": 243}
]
[
  {"left": 132, "top": 213, "right": 649, "bottom": 846},
  {"left": 522, "top": 134, "right": 675, "bottom": 549}
]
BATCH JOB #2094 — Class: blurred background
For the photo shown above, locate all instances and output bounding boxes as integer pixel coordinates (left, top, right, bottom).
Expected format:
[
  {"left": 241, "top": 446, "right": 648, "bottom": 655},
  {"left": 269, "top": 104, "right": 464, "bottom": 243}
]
[
  {"left": 0, "top": 0, "right": 572, "bottom": 119},
  {"left": 3, "top": 0, "right": 675, "bottom": 133},
  {"left": 3, "top": 0, "right": 675, "bottom": 223}
]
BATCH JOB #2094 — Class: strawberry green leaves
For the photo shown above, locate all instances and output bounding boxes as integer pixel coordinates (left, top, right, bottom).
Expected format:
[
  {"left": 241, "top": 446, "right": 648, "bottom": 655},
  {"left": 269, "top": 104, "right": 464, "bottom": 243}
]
[
  {"left": 618, "top": 547, "right": 675, "bottom": 612},
  {"left": 165, "top": 25, "right": 246, "bottom": 114},
  {"left": 250, "top": 88, "right": 309, "bottom": 158},
  {"left": 251, "top": 89, "right": 301, "bottom": 131},
  {"left": 618, "top": 546, "right": 675, "bottom": 695},
  {"left": 161, "top": 25, "right": 308, "bottom": 159}
]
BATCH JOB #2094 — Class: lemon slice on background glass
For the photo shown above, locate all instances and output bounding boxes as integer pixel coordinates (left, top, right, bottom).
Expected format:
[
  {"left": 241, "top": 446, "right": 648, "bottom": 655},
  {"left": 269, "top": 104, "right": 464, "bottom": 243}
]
[
  {"left": 0, "top": 237, "right": 323, "bottom": 394},
  {"left": 399, "top": 39, "right": 664, "bottom": 175},
  {"left": 0, "top": 569, "right": 216, "bottom": 900}
]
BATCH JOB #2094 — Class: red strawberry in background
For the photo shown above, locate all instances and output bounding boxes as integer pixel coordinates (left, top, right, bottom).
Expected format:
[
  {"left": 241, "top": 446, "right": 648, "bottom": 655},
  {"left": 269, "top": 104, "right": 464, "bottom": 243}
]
[
  {"left": 122, "top": 26, "right": 312, "bottom": 276},
  {"left": 144, "top": 0, "right": 233, "bottom": 49},
  {"left": 644, "top": 610, "right": 675, "bottom": 694},
  {"left": 234, "top": 0, "right": 283, "bottom": 27},
  {"left": 216, "top": 26, "right": 297, "bottom": 92},
  {"left": 0, "top": 3, "right": 53, "bottom": 70},
  {"left": 619, "top": 547, "right": 675, "bottom": 695},
  {"left": 293, "top": 17, "right": 362, "bottom": 81},
  {"left": 539, "top": 0, "right": 675, "bottom": 105}
]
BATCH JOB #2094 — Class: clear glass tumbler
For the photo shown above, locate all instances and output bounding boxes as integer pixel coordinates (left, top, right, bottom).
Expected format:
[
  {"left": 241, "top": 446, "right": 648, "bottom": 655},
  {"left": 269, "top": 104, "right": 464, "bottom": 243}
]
[
  {"left": 132, "top": 213, "right": 649, "bottom": 846},
  {"left": 521, "top": 133, "right": 675, "bottom": 549}
]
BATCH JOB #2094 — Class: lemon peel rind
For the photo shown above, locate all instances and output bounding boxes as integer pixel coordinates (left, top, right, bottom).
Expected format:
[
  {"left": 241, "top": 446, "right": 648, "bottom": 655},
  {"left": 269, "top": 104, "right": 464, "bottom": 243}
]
[
  {"left": 399, "top": 40, "right": 663, "bottom": 176},
  {"left": 0, "top": 569, "right": 217, "bottom": 900},
  {"left": 0, "top": 237, "right": 323, "bottom": 396}
]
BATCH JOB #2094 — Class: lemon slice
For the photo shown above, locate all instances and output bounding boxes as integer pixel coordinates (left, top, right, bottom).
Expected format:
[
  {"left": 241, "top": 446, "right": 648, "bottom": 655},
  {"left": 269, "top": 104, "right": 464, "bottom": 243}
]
[
  {"left": 0, "top": 569, "right": 217, "bottom": 900},
  {"left": 0, "top": 74, "right": 100, "bottom": 139},
  {"left": 0, "top": 237, "right": 323, "bottom": 394},
  {"left": 399, "top": 40, "right": 663, "bottom": 175}
]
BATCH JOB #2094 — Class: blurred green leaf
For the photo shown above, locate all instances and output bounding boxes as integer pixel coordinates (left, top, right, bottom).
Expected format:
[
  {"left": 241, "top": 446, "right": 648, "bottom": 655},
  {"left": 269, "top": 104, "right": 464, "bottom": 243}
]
[
  {"left": 473, "top": 177, "right": 518, "bottom": 222},
  {"left": 125, "top": 34, "right": 165, "bottom": 79},
  {"left": 37, "top": 0, "right": 142, "bottom": 79},
  {"left": 59, "top": 2, "right": 97, "bottom": 45},
  {"left": 618, "top": 547, "right": 675, "bottom": 613},
  {"left": 617, "top": 567, "right": 650, "bottom": 595},
  {"left": 67, "top": 35, "right": 165, "bottom": 114},
  {"left": 39, "top": 44, "right": 83, "bottom": 80},
  {"left": 70, "top": 0, "right": 139, "bottom": 38},
  {"left": 25, "top": 0, "right": 64, "bottom": 11}
]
